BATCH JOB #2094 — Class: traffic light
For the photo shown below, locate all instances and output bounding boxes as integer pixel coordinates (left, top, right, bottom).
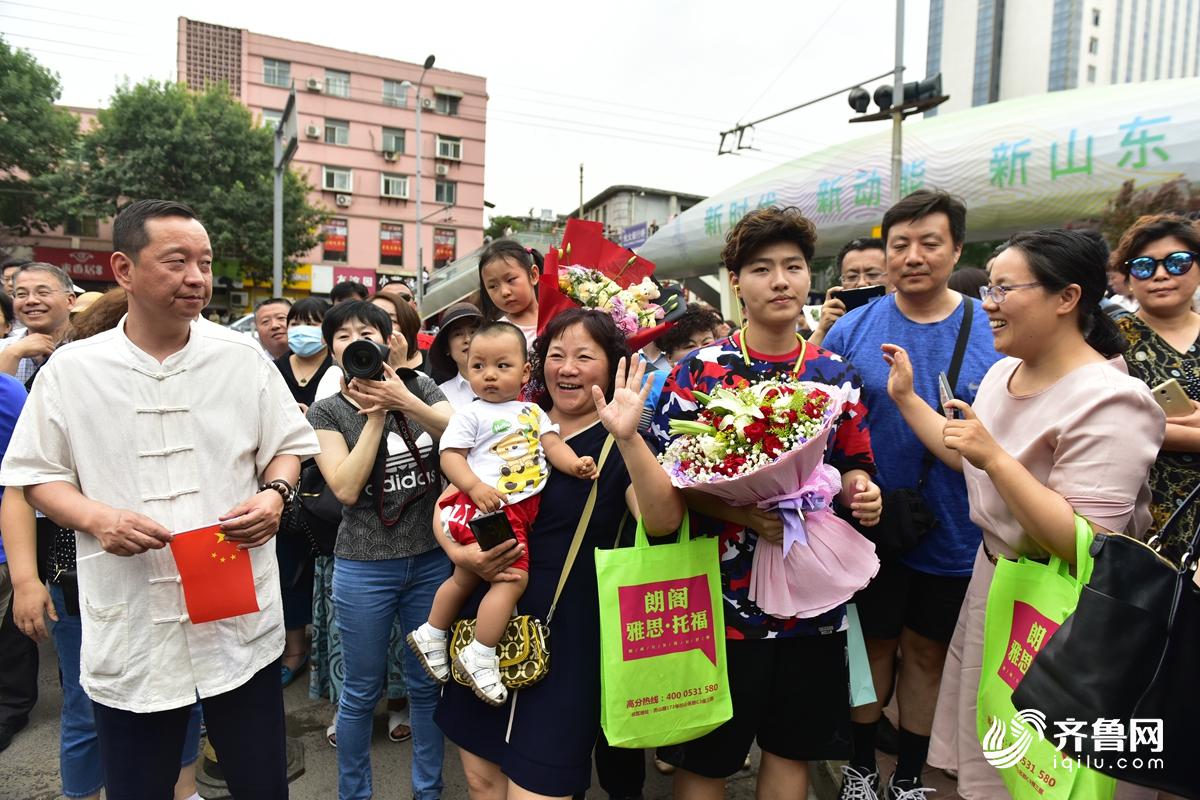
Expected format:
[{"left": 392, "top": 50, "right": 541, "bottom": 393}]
[
  {"left": 847, "top": 73, "right": 947, "bottom": 121},
  {"left": 873, "top": 74, "right": 943, "bottom": 111},
  {"left": 848, "top": 87, "right": 871, "bottom": 114}
]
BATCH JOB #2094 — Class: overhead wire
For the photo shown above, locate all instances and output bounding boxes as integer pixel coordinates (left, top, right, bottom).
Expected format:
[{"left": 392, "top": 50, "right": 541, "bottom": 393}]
[
  {"left": 3, "top": 6, "right": 831, "bottom": 149},
  {"left": 5, "top": 8, "right": 841, "bottom": 166},
  {"left": 735, "top": 0, "right": 849, "bottom": 123}
]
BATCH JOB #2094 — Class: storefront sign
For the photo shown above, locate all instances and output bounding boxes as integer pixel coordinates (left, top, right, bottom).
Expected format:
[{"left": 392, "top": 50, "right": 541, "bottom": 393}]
[
  {"left": 32, "top": 247, "right": 115, "bottom": 283},
  {"left": 332, "top": 266, "right": 376, "bottom": 292}
]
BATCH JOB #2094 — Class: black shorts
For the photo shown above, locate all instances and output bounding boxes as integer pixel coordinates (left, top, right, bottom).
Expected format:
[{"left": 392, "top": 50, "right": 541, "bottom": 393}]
[
  {"left": 657, "top": 632, "right": 850, "bottom": 778},
  {"left": 853, "top": 556, "right": 970, "bottom": 643}
]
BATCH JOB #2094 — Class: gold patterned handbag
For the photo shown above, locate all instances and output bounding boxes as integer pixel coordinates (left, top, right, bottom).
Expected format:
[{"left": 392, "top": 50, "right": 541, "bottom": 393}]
[
  {"left": 449, "top": 615, "right": 550, "bottom": 689},
  {"left": 449, "top": 435, "right": 614, "bottom": 690}
]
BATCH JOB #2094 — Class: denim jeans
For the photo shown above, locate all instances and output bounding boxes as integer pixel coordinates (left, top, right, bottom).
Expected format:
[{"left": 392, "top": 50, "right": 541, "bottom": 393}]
[
  {"left": 333, "top": 548, "right": 451, "bottom": 800},
  {"left": 50, "top": 584, "right": 202, "bottom": 798}
]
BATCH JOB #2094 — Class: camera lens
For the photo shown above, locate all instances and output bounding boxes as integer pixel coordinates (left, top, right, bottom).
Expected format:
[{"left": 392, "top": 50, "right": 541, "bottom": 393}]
[{"left": 342, "top": 340, "right": 389, "bottom": 380}]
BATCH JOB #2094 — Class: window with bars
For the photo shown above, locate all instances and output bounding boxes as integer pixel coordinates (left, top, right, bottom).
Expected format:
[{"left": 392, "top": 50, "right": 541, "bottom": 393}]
[
  {"left": 381, "top": 173, "right": 409, "bottom": 199},
  {"left": 436, "top": 136, "right": 463, "bottom": 160},
  {"left": 322, "top": 166, "right": 352, "bottom": 192},
  {"left": 324, "top": 119, "right": 349, "bottom": 145},
  {"left": 383, "top": 128, "right": 405, "bottom": 154},
  {"left": 325, "top": 69, "right": 350, "bottom": 98},
  {"left": 435, "top": 180, "right": 457, "bottom": 205},
  {"left": 383, "top": 79, "right": 408, "bottom": 107},
  {"left": 435, "top": 93, "right": 460, "bottom": 115},
  {"left": 263, "top": 58, "right": 290, "bottom": 87}
]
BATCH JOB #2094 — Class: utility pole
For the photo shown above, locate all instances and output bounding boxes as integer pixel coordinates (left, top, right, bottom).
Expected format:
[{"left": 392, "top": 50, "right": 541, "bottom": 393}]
[
  {"left": 272, "top": 88, "right": 298, "bottom": 297},
  {"left": 578, "top": 163, "right": 584, "bottom": 219},
  {"left": 408, "top": 55, "right": 436, "bottom": 316},
  {"left": 891, "top": 0, "right": 905, "bottom": 202}
]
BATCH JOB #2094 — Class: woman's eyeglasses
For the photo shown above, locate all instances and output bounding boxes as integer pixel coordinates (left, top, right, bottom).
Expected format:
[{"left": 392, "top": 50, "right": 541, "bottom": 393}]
[
  {"left": 979, "top": 282, "right": 1042, "bottom": 304},
  {"left": 1125, "top": 251, "right": 1198, "bottom": 281}
]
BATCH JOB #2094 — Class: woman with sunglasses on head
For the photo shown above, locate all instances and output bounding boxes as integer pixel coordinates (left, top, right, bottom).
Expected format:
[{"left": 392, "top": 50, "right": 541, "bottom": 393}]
[{"left": 1112, "top": 214, "right": 1200, "bottom": 561}]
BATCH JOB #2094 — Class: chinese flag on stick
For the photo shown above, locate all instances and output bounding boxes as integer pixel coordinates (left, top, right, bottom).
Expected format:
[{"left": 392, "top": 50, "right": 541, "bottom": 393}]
[{"left": 169, "top": 524, "right": 260, "bottom": 624}]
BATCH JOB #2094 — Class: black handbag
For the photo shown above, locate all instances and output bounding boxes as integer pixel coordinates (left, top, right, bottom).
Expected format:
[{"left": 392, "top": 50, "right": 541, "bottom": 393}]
[
  {"left": 1012, "top": 483, "right": 1200, "bottom": 798},
  {"left": 283, "top": 462, "right": 343, "bottom": 556},
  {"left": 871, "top": 299, "right": 974, "bottom": 555}
]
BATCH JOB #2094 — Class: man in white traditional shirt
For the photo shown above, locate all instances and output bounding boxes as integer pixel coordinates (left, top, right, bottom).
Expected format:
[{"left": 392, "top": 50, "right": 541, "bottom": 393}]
[{"left": 0, "top": 200, "right": 320, "bottom": 800}]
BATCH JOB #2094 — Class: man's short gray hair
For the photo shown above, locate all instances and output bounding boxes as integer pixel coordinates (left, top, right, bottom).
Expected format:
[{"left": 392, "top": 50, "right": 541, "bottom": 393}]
[{"left": 15, "top": 262, "right": 73, "bottom": 292}]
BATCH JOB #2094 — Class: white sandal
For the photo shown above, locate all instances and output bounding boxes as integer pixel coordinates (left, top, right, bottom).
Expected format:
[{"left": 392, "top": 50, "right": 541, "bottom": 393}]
[
  {"left": 387, "top": 708, "right": 412, "bottom": 743},
  {"left": 406, "top": 628, "right": 450, "bottom": 684},
  {"left": 454, "top": 641, "right": 508, "bottom": 707}
]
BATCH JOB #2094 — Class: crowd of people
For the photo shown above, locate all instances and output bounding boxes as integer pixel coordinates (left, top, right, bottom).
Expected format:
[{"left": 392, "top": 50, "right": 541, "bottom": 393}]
[{"left": 0, "top": 190, "right": 1195, "bottom": 800}]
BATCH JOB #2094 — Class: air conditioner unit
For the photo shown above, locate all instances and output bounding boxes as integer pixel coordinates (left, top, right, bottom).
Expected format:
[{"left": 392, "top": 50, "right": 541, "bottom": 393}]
[
  {"left": 305, "top": 123, "right": 320, "bottom": 138},
  {"left": 306, "top": 77, "right": 323, "bottom": 92},
  {"left": 383, "top": 150, "right": 398, "bottom": 162},
  {"left": 229, "top": 291, "right": 250, "bottom": 307},
  {"left": 434, "top": 163, "right": 450, "bottom": 176},
  {"left": 421, "top": 97, "right": 434, "bottom": 110},
  {"left": 335, "top": 194, "right": 352, "bottom": 207}
]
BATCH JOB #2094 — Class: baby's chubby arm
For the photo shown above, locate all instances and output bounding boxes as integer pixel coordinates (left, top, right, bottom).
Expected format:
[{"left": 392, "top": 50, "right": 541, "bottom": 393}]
[{"left": 541, "top": 432, "right": 597, "bottom": 479}]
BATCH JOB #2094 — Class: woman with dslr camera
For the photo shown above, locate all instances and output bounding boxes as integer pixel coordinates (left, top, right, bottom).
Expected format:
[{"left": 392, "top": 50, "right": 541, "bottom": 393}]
[{"left": 307, "top": 300, "right": 453, "bottom": 800}]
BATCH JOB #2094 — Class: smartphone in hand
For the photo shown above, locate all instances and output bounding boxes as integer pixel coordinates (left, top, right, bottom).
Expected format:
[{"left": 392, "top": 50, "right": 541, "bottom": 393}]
[
  {"left": 938, "top": 371, "right": 957, "bottom": 419},
  {"left": 468, "top": 511, "right": 518, "bottom": 551},
  {"left": 831, "top": 284, "right": 886, "bottom": 311},
  {"left": 1151, "top": 378, "right": 1193, "bottom": 417}
]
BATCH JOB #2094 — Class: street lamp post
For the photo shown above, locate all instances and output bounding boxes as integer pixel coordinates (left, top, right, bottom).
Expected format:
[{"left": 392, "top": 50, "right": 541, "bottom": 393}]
[
  {"left": 891, "top": 0, "right": 905, "bottom": 202},
  {"left": 402, "top": 54, "right": 436, "bottom": 316}
]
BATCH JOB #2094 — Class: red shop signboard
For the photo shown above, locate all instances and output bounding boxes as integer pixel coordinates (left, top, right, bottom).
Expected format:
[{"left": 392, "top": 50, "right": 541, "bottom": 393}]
[
  {"left": 332, "top": 266, "right": 376, "bottom": 291},
  {"left": 32, "top": 247, "right": 116, "bottom": 282}
]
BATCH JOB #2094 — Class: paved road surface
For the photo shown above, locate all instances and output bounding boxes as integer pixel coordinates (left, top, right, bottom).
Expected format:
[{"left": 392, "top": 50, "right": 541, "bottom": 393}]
[{"left": 1, "top": 637, "right": 782, "bottom": 799}]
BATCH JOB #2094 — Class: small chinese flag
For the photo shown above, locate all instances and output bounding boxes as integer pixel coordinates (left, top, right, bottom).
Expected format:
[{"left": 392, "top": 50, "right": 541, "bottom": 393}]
[{"left": 169, "top": 524, "right": 260, "bottom": 624}]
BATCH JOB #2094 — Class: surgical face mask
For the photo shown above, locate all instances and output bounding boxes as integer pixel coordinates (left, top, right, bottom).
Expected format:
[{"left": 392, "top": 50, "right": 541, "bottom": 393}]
[{"left": 287, "top": 325, "right": 325, "bottom": 357}]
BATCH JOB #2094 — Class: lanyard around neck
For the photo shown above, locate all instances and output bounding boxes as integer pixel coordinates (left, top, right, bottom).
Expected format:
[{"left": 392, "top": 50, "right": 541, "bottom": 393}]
[{"left": 738, "top": 324, "right": 807, "bottom": 375}]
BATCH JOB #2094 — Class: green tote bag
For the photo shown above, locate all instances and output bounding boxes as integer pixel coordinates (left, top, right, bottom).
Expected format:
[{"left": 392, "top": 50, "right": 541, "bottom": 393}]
[
  {"left": 976, "top": 515, "right": 1114, "bottom": 800},
  {"left": 595, "top": 514, "right": 733, "bottom": 749}
]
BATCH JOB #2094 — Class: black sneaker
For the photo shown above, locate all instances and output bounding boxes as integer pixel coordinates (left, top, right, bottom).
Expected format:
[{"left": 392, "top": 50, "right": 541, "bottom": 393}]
[
  {"left": 838, "top": 765, "right": 880, "bottom": 800},
  {"left": 885, "top": 775, "right": 936, "bottom": 799}
]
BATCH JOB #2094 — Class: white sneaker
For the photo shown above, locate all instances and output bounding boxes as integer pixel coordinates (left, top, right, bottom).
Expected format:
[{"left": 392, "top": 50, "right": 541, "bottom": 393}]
[
  {"left": 885, "top": 776, "right": 936, "bottom": 800},
  {"left": 454, "top": 640, "right": 508, "bottom": 706},
  {"left": 838, "top": 765, "right": 880, "bottom": 800},
  {"left": 406, "top": 627, "right": 449, "bottom": 684}
]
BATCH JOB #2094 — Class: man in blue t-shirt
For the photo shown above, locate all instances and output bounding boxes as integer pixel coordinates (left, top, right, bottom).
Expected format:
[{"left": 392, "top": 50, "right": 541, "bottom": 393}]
[{"left": 822, "top": 190, "right": 1001, "bottom": 800}]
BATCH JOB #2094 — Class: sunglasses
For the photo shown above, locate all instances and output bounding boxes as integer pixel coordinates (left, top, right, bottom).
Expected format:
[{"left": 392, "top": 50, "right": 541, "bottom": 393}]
[{"left": 1125, "top": 251, "right": 1198, "bottom": 281}]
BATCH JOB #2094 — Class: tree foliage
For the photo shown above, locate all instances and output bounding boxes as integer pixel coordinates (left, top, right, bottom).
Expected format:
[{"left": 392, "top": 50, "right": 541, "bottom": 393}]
[
  {"left": 0, "top": 37, "right": 80, "bottom": 236},
  {"left": 484, "top": 215, "right": 528, "bottom": 241},
  {"left": 1099, "top": 178, "right": 1200, "bottom": 247},
  {"left": 52, "top": 80, "right": 327, "bottom": 284}
]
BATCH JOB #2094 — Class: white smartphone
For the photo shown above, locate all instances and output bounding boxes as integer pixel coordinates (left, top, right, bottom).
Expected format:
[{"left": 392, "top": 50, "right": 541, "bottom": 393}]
[{"left": 938, "top": 371, "right": 957, "bottom": 419}]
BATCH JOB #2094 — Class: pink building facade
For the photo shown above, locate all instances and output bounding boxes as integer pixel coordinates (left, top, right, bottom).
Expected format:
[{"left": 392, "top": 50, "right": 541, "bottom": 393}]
[{"left": 178, "top": 17, "right": 487, "bottom": 298}]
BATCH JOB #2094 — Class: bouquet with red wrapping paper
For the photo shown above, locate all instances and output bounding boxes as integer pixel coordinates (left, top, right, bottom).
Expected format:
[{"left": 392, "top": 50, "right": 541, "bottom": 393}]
[
  {"left": 658, "top": 379, "right": 879, "bottom": 619},
  {"left": 536, "top": 219, "right": 680, "bottom": 350}
]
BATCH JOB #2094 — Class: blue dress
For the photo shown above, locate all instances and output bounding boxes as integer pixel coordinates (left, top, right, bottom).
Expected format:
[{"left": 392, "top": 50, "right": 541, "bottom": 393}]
[{"left": 435, "top": 421, "right": 630, "bottom": 796}]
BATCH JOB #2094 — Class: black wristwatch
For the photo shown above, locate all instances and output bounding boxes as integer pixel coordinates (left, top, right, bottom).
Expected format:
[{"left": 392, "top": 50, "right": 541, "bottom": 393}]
[{"left": 260, "top": 478, "right": 295, "bottom": 504}]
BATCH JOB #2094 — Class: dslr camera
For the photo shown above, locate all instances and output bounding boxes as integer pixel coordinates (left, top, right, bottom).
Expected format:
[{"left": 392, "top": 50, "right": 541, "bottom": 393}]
[{"left": 342, "top": 340, "right": 390, "bottom": 381}]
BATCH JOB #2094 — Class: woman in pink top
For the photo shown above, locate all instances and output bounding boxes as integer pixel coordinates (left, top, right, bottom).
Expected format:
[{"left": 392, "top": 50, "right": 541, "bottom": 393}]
[{"left": 880, "top": 229, "right": 1164, "bottom": 799}]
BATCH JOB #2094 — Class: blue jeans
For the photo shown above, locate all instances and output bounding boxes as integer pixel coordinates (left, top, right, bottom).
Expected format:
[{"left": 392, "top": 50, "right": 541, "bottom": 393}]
[
  {"left": 333, "top": 549, "right": 451, "bottom": 800},
  {"left": 50, "top": 583, "right": 202, "bottom": 798}
]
